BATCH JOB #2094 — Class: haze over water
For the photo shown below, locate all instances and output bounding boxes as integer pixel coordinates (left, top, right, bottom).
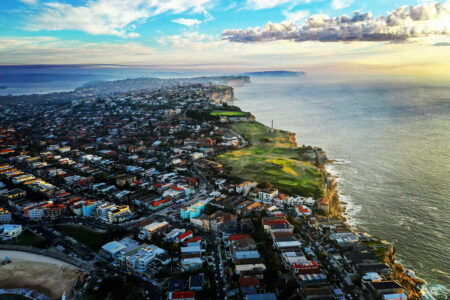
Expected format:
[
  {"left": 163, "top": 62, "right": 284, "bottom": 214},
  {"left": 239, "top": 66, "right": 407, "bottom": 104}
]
[{"left": 234, "top": 76, "right": 450, "bottom": 298}]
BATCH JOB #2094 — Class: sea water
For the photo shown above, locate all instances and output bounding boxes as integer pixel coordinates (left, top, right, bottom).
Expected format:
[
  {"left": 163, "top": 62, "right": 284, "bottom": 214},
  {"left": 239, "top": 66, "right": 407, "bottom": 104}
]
[{"left": 234, "top": 76, "right": 450, "bottom": 299}]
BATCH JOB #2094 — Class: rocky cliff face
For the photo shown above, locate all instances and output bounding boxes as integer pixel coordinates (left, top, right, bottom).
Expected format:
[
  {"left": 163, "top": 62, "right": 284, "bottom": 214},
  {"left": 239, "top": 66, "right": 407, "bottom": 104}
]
[
  {"left": 205, "top": 86, "right": 235, "bottom": 103},
  {"left": 385, "top": 246, "right": 425, "bottom": 300}
]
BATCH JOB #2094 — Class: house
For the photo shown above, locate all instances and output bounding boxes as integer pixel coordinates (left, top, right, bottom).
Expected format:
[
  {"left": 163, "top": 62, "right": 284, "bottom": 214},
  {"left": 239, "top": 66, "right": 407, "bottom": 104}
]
[
  {"left": 257, "top": 189, "right": 278, "bottom": 203},
  {"left": 189, "top": 274, "right": 204, "bottom": 291},
  {"left": 100, "top": 241, "right": 127, "bottom": 259},
  {"left": 149, "top": 197, "right": 172, "bottom": 210},
  {"left": 0, "top": 224, "right": 22, "bottom": 240},
  {"left": 296, "top": 205, "right": 312, "bottom": 217},
  {"left": 241, "top": 277, "right": 260, "bottom": 288},
  {"left": 166, "top": 229, "right": 186, "bottom": 242},
  {"left": 244, "top": 293, "right": 277, "bottom": 300},
  {"left": 0, "top": 208, "right": 12, "bottom": 223},
  {"left": 168, "top": 291, "right": 195, "bottom": 300},
  {"left": 366, "top": 281, "right": 405, "bottom": 300},
  {"left": 181, "top": 199, "right": 210, "bottom": 220},
  {"left": 176, "top": 230, "right": 193, "bottom": 243},
  {"left": 138, "top": 221, "right": 169, "bottom": 240},
  {"left": 169, "top": 279, "right": 185, "bottom": 292},
  {"left": 116, "top": 174, "right": 136, "bottom": 186},
  {"left": 236, "top": 181, "right": 257, "bottom": 195},
  {"left": 82, "top": 200, "right": 102, "bottom": 217},
  {"left": 184, "top": 236, "right": 202, "bottom": 247},
  {"left": 181, "top": 257, "right": 203, "bottom": 271},
  {"left": 303, "top": 286, "right": 335, "bottom": 300}
]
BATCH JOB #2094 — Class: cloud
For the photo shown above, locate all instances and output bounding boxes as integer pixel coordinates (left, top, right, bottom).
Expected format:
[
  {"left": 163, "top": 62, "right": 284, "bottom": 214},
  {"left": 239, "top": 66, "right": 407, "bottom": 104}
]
[
  {"left": 18, "top": 0, "right": 37, "bottom": 5},
  {"left": 223, "top": 1, "right": 450, "bottom": 42},
  {"left": 245, "top": 0, "right": 310, "bottom": 10},
  {"left": 26, "top": 0, "right": 213, "bottom": 37},
  {"left": 433, "top": 41, "right": 450, "bottom": 45},
  {"left": 1, "top": 35, "right": 450, "bottom": 81},
  {"left": 0, "top": 36, "right": 156, "bottom": 64},
  {"left": 331, "top": 0, "right": 354, "bottom": 10},
  {"left": 283, "top": 10, "right": 309, "bottom": 23},
  {"left": 172, "top": 18, "right": 202, "bottom": 27}
]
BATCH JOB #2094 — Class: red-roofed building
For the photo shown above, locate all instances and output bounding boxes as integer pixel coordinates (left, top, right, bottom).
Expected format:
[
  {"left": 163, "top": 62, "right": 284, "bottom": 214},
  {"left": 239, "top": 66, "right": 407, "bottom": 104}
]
[
  {"left": 241, "top": 277, "right": 260, "bottom": 287},
  {"left": 263, "top": 219, "right": 288, "bottom": 226},
  {"left": 0, "top": 149, "right": 14, "bottom": 155},
  {"left": 149, "top": 197, "right": 171, "bottom": 210},
  {"left": 296, "top": 205, "right": 312, "bottom": 216},
  {"left": 228, "top": 234, "right": 251, "bottom": 241},
  {"left": 45, "top": 204, "right": 67, "bottom": 219},
  {"left": 187, "top": 178, "right": 198, "bottom": 186},
  {"left": 176, "top": 230, "right": 193, "bottom": 242},
  {"left": 168, "top": 291, "right": 195, "bottom": 300},
  {"left": 292, "top": 261, "right": 321, "bottom": 275},
  {"left": 153, "top": 182, "right": 163, "bottom": 189},
  {"left": 184, "top": 236, "right": 201, "bottom": 246}
]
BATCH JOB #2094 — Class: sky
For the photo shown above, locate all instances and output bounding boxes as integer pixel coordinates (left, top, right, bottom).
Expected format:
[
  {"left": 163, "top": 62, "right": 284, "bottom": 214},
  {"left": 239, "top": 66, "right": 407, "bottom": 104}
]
[{"left": 0, "top": 0, "right": 449, "bottom": 80}]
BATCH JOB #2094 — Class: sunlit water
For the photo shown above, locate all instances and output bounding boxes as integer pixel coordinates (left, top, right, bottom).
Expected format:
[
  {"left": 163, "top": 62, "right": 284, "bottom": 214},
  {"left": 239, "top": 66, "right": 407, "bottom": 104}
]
[{"left": 234, "top": 76, "right": 450, "bottom": 298}]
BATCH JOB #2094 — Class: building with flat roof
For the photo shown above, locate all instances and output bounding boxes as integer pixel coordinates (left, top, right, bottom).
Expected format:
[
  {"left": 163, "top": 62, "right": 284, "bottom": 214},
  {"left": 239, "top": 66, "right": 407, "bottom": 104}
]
[
  {"left": 101, "top": 241, "right": 127, "bottom": 258},
  {"left": 0, "top": 208, "right": 12, "bottom": 223},
  {"left": 0, "top": 224, "right": 22, "bottom": 240}
]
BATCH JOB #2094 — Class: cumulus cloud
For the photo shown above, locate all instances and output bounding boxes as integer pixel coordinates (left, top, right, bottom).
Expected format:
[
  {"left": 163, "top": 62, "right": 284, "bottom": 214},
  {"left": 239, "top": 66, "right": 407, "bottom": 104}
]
[
  {"left": 223, "top": 1, "right": 450, "bottom": 42},
  {"left": 172, "top": 18, "right": 202, "bottom": 27},
  {"left": 27, "top": 0, "right": 213, "bottom": 37},
  {"left": 245, "top": 0, "right": 310, "bottom": 10}
]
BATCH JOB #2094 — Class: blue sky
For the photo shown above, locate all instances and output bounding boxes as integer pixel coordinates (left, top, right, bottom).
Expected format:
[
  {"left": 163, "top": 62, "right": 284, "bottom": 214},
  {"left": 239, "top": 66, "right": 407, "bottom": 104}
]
[{"left": 0, "top": 0, "right": 449, "bottom": 79}]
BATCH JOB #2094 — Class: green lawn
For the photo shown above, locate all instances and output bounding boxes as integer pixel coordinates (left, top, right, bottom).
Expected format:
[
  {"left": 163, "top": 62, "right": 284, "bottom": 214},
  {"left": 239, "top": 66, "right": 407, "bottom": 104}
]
[
  {"left": 362, "top": 239, "right": 389, "bottom": 262},
  {"left": 216, "top": 122, "right": 324, "bottom": 198},
  {"left": 13, "top": 229, "right": 48, "bottom": 248},
  {"left": 54, "top": 225, "right": 110, "bottom": 250},
  {"left": 210, "top": 110, "right": 248, "bottom": 116}
]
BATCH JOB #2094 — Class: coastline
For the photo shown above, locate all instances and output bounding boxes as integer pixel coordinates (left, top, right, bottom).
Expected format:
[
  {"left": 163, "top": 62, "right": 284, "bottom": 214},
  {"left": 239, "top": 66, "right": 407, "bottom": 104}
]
[
  {"left": 322, "top": 163, "right": 428, "bottom": 299},
  {"left": 227, "top": 111, "right": 432, "bottom": 299}
]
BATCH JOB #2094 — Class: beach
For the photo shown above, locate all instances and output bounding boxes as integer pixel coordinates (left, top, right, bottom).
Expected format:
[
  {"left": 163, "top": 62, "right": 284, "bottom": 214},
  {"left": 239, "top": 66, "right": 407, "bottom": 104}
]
[{"left": 0, "top": 250, "right": 82, "bottom": 299}]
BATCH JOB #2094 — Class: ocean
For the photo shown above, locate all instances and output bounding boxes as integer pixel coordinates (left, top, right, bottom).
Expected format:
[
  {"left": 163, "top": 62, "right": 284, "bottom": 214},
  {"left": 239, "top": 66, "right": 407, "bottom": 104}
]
[
  {"left": 233, "top": 76, "right": 450, "bottom": 299},
  {"left": 0, "top": 68, "right": 448, "bottom": 298}
]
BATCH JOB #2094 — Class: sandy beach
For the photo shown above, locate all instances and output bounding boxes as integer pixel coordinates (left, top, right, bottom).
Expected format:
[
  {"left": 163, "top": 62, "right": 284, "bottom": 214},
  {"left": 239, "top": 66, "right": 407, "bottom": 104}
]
[{"left": 0, "top": 250, "right": 83, "bottom": 299}]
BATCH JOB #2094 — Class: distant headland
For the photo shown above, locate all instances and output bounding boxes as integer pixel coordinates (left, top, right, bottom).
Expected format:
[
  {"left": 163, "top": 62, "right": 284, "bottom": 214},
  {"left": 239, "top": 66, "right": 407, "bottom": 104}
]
[{"left": 240, "top": 71, "right": 305, "bottom": 77}]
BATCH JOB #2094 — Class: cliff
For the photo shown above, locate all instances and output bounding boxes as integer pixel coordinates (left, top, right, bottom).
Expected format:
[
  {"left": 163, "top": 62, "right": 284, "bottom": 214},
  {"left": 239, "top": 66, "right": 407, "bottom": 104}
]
[
  {"left": 205, "top": 85, "right": 235, "bottom": 103},
  {"left": 385, "top": 246, "right": 426, "bottom": 299}
]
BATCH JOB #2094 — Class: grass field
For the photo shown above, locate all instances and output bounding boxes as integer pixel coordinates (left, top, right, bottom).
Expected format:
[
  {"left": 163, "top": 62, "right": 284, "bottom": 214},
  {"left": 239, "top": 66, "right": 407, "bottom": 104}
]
[
  {"left": 210, "top": 110, "right": 248, "bottom": 116},
  {"left": 54, "top": 225, "right": 110, "bottom": 250},
  {"left": 13, "top": 229, "right": 48, "bottom": 248},
  {"left": 216, "top": 122, "right": 324, "bottom": 198}
]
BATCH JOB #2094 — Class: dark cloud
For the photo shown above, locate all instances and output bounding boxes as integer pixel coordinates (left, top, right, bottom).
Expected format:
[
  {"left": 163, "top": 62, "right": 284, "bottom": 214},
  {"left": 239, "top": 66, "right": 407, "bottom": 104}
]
[{"left": 223, "top": 1, "right": 450, "bottom": 42}]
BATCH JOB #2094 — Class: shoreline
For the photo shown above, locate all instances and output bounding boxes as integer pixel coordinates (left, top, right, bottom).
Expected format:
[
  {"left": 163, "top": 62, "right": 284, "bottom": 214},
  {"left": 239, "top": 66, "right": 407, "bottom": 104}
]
[
  {"left": 322, "top": 158, "right": 449, "bottom": 299},
  {"left": 233, "top": 115, "right": 432, "bottom": 299},
  {"left": 311, "top": 136, "right": 436, "bottom": 299}
]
